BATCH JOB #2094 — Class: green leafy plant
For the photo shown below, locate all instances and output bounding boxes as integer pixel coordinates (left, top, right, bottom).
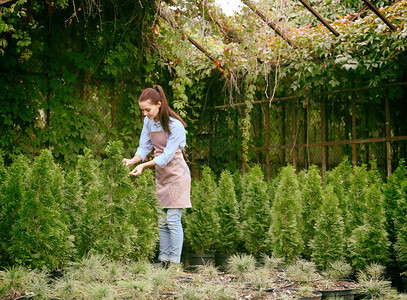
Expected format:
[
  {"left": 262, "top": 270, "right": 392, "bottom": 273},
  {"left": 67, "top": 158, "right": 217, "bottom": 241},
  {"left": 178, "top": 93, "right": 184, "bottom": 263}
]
[
  {"left": 385, "top": 160, "right": 407, "bottom": 272},
  {"left": 356, "top": 263, "right": 392, "bottom": 299},
  {"left": 300, "top": 165, "right": 324, "bottom": 259},
  {"left": 196, "top": 262, "right": 220, "bottom": 279},
  {"left": 184, "top": 166, "right": 220, "bottom": 254},
  {"left": 92, "top": 141, "right": 158, "bottom": 261},
  {"left": 129, "top": 168, "right": 160, "bottom": 261},
  {"left": 240, "top": 165, "right": 271, "bottom": 254},
  {"left": 323, "top": 260, "right": 353, "bottom": 281},
  {"left": 226, "top": 253, "right": 256, "bottom": 280},
  {"left": 0, "top": 154, "right": 31, "bottom": 267},
  {"left": 349, "top": 183, "right": 390, "bottom": 270},
  {"left": 75, "top": 149, "right": 105, "bottom": 257},
  {"left": 284, "top": 259, "right": 320, "bottom": 282},
  {"left": 310, "top": 184, "right": 345, "bottom": 269},
  {"left": 62, "top": 170, "right": 86, "bottom": 256},
  {"left": 270, "top": 165, "right": 303, "bottom": 262},
  {"left": 261, "top": 254, "right": 284, "bottom": 272},
  {"left": 326, "top": 157, "right": 354, "bottom": 240},
  {"left": 8, "top": 149, "right": 74, "bottom": 269},
  {"left": 215, "top": 169, "right": 240, "bottom": 254}
]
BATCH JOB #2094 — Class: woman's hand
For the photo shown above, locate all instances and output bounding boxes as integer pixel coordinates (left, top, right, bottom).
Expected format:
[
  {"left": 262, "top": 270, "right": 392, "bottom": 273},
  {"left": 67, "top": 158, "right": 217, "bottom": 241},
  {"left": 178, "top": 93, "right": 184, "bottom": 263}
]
[
  {"left": 122, "top": 158, "right": 132, "bottom": 166},
  {"left": 122, "top": 155, "right": 141, "bottom": 167},
  {"left": 129, "top": 164, "right": 144, "bottom": 176}
]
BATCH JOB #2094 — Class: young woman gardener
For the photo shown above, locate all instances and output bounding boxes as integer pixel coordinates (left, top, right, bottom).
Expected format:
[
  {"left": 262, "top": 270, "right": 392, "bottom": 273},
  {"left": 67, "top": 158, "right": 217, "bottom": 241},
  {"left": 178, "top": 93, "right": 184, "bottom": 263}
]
[{"left": 122, "top": 85, "right": 191, "bottom": 266}]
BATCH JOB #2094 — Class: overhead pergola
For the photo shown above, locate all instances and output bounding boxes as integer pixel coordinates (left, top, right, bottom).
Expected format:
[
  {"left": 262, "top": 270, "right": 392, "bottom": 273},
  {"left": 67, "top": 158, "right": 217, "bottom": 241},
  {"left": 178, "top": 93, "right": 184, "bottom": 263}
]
[
  {"left": 155, "top": 0, "right": 407, "bottom": 178},
  {"left": 160, "top": 0, "right": 398, "bottom": 70}
]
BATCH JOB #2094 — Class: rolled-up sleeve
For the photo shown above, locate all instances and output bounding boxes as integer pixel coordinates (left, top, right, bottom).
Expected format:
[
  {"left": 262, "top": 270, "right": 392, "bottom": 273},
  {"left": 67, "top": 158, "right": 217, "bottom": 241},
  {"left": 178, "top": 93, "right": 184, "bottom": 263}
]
[
  {"left": 135, "top": 117, "right": 153, "bottom": 161},
  {"left": 153, "top": 120, "right": 186, "bottom": 168}
]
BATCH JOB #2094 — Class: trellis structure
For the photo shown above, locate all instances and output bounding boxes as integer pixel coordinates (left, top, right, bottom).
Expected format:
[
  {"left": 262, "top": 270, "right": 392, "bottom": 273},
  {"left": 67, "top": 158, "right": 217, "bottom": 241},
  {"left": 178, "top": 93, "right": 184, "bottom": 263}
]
[
  {"left": 160, "top": 0, "right": 406, "bottom": 179},
  {"left": 211, "top": 82, "right": 407, "bottom": 181}
]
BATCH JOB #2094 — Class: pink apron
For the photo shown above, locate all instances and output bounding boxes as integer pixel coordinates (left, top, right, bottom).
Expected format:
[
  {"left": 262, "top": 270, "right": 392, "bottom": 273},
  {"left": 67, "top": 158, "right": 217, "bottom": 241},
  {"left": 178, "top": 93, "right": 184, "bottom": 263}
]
[{"left": 150, "top": 131, "right": 192, "bottom": 208}]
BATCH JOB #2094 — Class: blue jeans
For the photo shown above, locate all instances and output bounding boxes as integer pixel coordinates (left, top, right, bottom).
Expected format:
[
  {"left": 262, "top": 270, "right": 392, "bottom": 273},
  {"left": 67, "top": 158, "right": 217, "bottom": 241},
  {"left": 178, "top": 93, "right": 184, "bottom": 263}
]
[{"left": 158, "top": 208, "right": 184, "bottom": 263}]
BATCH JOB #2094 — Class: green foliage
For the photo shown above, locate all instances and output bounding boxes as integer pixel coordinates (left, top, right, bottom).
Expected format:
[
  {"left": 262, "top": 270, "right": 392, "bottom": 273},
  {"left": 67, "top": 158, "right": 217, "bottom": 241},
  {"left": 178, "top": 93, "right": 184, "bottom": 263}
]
[
  {"left": 0, "top": 144, "right": 160, "bottom": 269},
  {"left": 326, "top": 157, "right": 354, "bottom": 240},
  {"left": 0, "top": 155, "right": 31, "bottom": 266},
  {"left": 215, "top": 170, "right": 240, "bottom": 254},
  {"left": 130, "top": 169, "right": 160, "bottom": 261},
  {"left": 323, "top": 260, "right": 353, "bottom": 281},
  {"left": 285, "top": 259, "right": 319, "bottom": 282},
  {"left": 310, "top": 184, "right": 345, "bottom": 269},
  {"left": 8, "top": 150, "right": 74, "bottom": 269},
  {"left": 74, "top": 149, "right": 105, "bottom": 257},
  {"left": 270, "top": 165, "right": 303, "bottom": 262},
  {"left": 349, "top": 183, "right": 390, "bottom": 270},
  {"left": 63, "top": 170, "right": 86, "bottom": 254},
  {"left": 185, "top": 166, "right": 220, "bottom": 253},
  {"left": 240, "top": 165, "right": 271, "bottom": 254},
  {"left": 226, "top": 253, "right": 256, "bottom": 280},
  {"left": 300, "top": 165, "right": 324, "bottom": 259},
  {"left": 90, "top": 141, "right": 155, "bottom": 260}
]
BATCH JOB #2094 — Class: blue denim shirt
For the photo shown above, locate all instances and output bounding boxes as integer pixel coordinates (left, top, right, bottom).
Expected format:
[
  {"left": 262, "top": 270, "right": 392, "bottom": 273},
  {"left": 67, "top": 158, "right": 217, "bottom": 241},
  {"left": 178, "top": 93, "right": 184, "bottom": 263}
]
[{"left": 135, "top": 116, "right": 186, "bottom": 168}]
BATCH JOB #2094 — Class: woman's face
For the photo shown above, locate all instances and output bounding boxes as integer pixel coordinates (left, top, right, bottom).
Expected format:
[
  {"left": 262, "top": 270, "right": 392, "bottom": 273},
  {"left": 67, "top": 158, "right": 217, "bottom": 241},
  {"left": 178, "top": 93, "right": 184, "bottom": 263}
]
[{"left": 139, "top": 99, "right": 161, "bottom": 121}]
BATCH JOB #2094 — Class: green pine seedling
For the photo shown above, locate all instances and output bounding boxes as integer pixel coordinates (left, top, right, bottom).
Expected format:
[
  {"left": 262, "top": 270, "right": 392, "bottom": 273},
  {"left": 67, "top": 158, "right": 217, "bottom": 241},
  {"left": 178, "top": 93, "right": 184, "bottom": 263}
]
[
  {"left": 310, "top": 184, "right": 345, "bottom": 269},
  {"left": 75, "top": 148, "right": 104, "bottom": 257},
  {"left": 185, "top": 166, "right": 220, "bottom": 254},
  {"left": 130, "top": 168, "right": 160, "bottom": 261},
  {"left": 9, "top": 150, "right": 74, "bottom": 269},
  {"left": 385, "top": 160, "right": 407, "bottom": 271},
  {"left": 270, "top": 165, "right": 303, "bottom": 262},
  {"left": 240, "top": 165, "right": 271, "bottom": 254},
  {"left": 0, "top": 155, "right": 31, "bottom": 266},
  {"left": 301, "top": 165, "right": 324, "bottom": 260},
  {"left": 63, "top": 170, "right": 86, "bottom": 256},
  {"left": 326, "top": 157, "right": 353, "bottom": 241},
  {"left": 94, "top": 141, "right": 142, "bottom": 260},
  {"left": 215, "top": 169, "right": 240, "bottom": 254},
  {"left": 349, "top": 183, "right": 390, "bottom": 270}
]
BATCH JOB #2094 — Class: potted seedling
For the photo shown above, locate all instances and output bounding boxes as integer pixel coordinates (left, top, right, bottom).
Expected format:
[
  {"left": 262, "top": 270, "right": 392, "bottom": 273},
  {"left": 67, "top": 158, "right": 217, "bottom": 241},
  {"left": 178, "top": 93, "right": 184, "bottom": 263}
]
[
  {"left": 184, "top": 167, "right": 220, "bottom": 268},
  {"left": 214, "top": 169, "right": 240, "bottom": 269},
  {"left": 311, "top": 260, "right": 355, "bottom": 299},
  {"left": 283, "top": 259, "right": 321, "bottom": 283},
  {"left": 354, "top": 263, "right": 393, "bottom": 300},
  {"left": 226, "top": 253, "right": 256, "bottom": 281}
]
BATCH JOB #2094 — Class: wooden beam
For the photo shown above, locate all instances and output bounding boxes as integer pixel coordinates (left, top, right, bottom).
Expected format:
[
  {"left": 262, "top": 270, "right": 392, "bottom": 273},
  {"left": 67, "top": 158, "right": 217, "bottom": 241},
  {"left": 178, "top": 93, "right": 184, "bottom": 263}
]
[
  {"left": 362, "top": 0, "right": 396, "bottom": 30},
  {"left": 297, "top": 0, "right": 339, "bottom": 36},
  {"left": 385, "top": 88, "right": 392, "bottom": 177},
  {"left": 347, "top": 5, "right": 368, "bottom": 22},
  {"left": 352, "top": 98, "right": 357, "bottom": 168},
  {"left": 291, "top": 99, "right": 297, "bottom": 171},
  {"left": 265, "top": 104, "right": 271, "bottom": 181},
  {"left": 243, "top": 0, "right": 294, "bottom": 47},
  {"left": 248, "top": 136, "right": 407, "bottom": 151},
  {"left": 321, "top": 96, "right": 327, "bottom": 181},
  {"left": 159, "top": 8, "right": 224, "bottom": 71}
]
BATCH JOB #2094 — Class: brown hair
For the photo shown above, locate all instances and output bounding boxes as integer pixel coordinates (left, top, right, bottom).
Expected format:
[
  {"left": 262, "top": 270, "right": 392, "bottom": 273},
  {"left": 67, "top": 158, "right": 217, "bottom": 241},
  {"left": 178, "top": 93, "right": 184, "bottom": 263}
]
[{"left": 138, "top": 85, "right": 187, "bottom": 135}]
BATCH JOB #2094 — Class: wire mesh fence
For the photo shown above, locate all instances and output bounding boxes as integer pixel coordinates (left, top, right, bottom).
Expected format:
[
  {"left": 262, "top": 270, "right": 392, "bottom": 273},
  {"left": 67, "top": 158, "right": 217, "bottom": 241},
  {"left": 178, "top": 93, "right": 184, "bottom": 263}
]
[{"left": 201, "top": 84, "right": 407, "bottom": 180}]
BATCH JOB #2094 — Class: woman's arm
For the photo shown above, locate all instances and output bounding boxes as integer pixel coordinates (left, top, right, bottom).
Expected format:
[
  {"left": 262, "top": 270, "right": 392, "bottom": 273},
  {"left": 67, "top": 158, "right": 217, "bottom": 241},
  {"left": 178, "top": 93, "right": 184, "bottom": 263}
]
[{"left": 129, "top": 159, "right": 156, "bottom": 176}]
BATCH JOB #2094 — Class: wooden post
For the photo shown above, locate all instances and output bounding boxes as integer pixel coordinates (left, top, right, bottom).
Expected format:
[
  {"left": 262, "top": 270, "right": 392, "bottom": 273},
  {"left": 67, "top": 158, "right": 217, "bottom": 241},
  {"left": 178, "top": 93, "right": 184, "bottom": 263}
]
[
  {"left": 265, "top": 104, "right": 271, "bottom": 181},
  {"left": 385, "top": 88, "right": 392, "bottom": 177},
  {"left": 321, "top": 97, "right": 327, "bottom": 181},
  {"left": 352, "top": 98, "right": 357, "bottom": 168},
  {"left": 292, "top": 99, "right": 297, "bottom": 171},
  {"left": 282, "top": 102, "right": 286, "bottom": 163},
  {"left": 241, "top": 109, "right": 247, "bottom": 175}
]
